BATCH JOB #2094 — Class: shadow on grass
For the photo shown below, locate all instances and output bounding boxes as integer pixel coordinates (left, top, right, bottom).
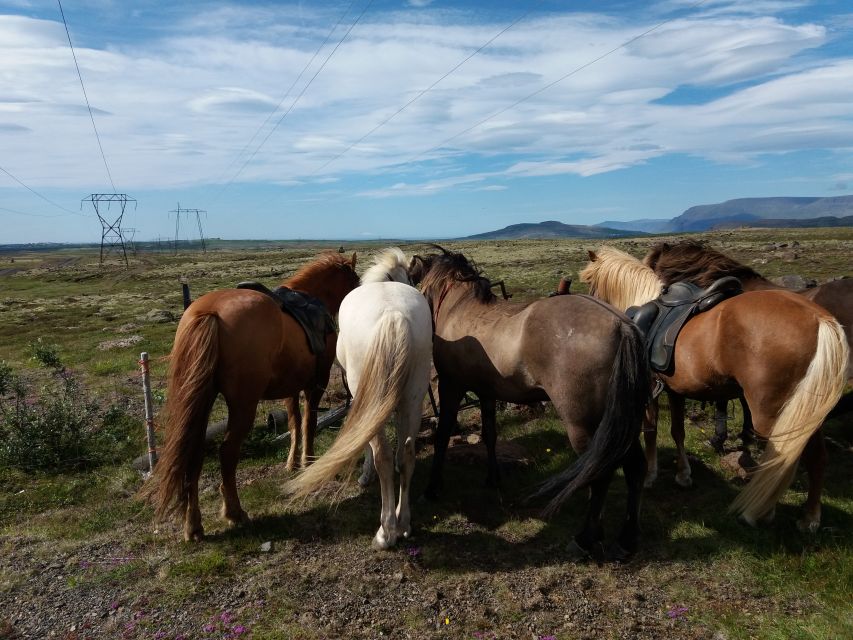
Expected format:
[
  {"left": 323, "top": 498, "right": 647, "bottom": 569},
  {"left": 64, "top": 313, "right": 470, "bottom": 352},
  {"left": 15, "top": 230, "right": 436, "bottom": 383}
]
[{"left": 188, "top": 392, "right": 853, "bottom": 578}]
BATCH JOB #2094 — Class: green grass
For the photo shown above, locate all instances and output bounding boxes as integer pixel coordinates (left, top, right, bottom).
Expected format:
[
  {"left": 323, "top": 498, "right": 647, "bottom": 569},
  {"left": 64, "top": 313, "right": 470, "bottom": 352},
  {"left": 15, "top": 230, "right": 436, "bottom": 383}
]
[{"left": 1, "top": 231, "right": 851, "bottom": 639}]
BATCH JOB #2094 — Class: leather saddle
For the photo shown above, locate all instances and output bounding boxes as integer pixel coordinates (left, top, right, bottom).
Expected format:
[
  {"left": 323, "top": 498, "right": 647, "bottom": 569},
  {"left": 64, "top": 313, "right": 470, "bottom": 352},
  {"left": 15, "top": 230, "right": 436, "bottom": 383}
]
[
  {"left": 627, "top": 276, "right": 743, "bottom": 374},
  {"left": 236, "top": 281, "right": 335, "bottom": 355}
]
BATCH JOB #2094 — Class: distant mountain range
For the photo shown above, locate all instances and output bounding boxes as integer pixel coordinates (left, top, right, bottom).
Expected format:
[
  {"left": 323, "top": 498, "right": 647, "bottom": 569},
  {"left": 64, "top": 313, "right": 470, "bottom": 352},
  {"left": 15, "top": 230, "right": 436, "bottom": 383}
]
[
  {"left": 463, "top": 220, "right": 643, "bottom": 240},
  {"left": 602, "top": 195, "right": 853, "bottom": 233},
  {"left": 464, "top": 196, "right": 853, "bottom": 239}
]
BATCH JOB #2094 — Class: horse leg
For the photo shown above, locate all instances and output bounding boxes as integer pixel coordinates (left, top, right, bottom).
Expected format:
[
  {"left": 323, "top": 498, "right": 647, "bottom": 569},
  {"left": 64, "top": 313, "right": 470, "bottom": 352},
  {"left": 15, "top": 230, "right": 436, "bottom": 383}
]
[
  {"left": 739, "top": 397, "right": 754, "bottom": 447},
  {"left": 184, "top": 456, "right": 205, "bottom": 542},
  {"left": 643, "top": 398, "right": 659, "bottom": 488},
  {"left": 480, "top": 396, "right": 500, "bottom": 489},
  {"left": 571, "top": 471, "right": 613, "bottom": 562},
  {"left": 710, "top": 399, "right": 728, "bottom": 454},
  {"left": 283, "top": 395, "right": 301, "bottom": 472},
  {"left": 424, "top": 380, "right": 465, "bottom": 500},
  {"left": 395, "top": 396, "right": 421, "bottom": 539},
  {"left": 370, "top": 431, "right": 398, "bottom": 550},
  {"left": 301, "top": 387, "right": 322, "bottom": 468},
  {"left": 611, "top": 438, "right": 647, "bottom": 561},
  {"left": 219, "top": 400, "right": 257, "bottom": 525},
  {"left": 669, "top": 394, "right": 692, "bottom": 487},
  {"left": 358, "top": 445, "right": 376, "bottom": 487},
  {"left": 798, "top": 430, "right": 826, "bottom": 533}
]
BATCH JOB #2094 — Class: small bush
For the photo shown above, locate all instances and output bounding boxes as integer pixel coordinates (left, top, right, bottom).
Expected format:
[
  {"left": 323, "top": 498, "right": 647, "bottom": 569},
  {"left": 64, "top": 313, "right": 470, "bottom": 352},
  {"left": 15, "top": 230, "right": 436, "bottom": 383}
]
[
  {"left": 0, "top": 362, "right": 140, "bottom": 472},
  {"left": 27, "top": 338, "right": 63, "bottom": 370}
]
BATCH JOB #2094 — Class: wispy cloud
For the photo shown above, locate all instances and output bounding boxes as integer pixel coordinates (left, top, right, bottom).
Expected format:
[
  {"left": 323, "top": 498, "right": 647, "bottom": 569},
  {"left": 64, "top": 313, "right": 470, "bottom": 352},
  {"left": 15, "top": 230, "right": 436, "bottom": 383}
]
[{"left": 0, "top": 2, "right": 850, "bottom": 201}]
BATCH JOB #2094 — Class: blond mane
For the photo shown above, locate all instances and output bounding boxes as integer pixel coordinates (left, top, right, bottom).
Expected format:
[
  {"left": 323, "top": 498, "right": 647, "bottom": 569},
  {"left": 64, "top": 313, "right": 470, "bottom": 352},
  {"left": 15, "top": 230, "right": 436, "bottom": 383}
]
[
  {"left": 580, "top": 246, "right": 663, "bottom": 310},
  {"left": 360, "top": 247, "right": 410, "bottom": 284}
]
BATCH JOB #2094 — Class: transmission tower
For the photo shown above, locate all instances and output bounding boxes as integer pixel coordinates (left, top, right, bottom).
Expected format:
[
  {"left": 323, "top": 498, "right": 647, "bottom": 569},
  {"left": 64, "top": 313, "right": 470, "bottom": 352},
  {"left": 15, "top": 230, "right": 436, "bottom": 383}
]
[
  {"left": 84, "top": 193, "right": 137, "bottom": 267},
  {"left": 122, "top": 227, "right": 138, "bottom": 256},
  {"left": 169, "top": 203, "right": 207, "bottom": 254}
]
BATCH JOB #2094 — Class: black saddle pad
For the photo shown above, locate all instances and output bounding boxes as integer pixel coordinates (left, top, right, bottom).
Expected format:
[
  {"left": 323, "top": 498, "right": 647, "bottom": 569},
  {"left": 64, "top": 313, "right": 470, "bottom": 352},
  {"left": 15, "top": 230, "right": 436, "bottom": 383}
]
[
  {"left": 627, "top": 276, "right": 742, "bottom": 374},
  {"left": 236, "top": 281, "right": 335, "bottom": 355}
]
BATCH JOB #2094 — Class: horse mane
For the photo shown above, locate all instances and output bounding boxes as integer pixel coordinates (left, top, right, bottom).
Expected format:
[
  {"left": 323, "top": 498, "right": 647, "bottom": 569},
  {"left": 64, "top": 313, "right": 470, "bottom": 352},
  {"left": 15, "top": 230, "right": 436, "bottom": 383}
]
[
  {"left": 360, "top": 247, "right": 408, "bottom": 284},
  {"left": 285, "top": 251, "right": 355, "bottom": 290},
  {"left": 416, "top": 245, "right": 496, "bottom": 304},
  {"left": 580, "top": 246, "right": 663, "bottom": 311},
  {"left": 644, "top": 240, "right": 767, "bottom": 287}
]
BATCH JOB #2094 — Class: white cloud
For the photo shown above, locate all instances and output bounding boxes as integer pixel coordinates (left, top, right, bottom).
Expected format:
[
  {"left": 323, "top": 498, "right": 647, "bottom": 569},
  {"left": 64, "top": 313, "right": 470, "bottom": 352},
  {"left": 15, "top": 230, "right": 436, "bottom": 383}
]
[{"left": 0, "top": 4, "right": 850, "bottom": 198}]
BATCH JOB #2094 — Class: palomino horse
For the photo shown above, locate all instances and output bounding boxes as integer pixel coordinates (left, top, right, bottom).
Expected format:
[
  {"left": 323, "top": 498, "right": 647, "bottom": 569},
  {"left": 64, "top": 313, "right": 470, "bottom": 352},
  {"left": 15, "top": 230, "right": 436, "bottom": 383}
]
[
  {"left": 146, "top": 252, "right": 359, "bottom": 541},
  {"left": 286, "top": 248, "right": 432, "bottom": 549},
  {"left": 410, "top": 247, "right": 649, "bottom": 559},
  {"left": 644, "top": 240, "right": 853, "bottom": 447},
  {"left": 581, "top": 247, "right": 848, "bottom": 531}
]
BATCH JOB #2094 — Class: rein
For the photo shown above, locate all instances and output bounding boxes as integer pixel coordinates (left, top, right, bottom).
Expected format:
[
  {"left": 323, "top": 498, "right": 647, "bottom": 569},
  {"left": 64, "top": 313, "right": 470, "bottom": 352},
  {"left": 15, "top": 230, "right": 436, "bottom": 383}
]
[{"left": 432, "top": 282, "right": 454, "bottom": 327}]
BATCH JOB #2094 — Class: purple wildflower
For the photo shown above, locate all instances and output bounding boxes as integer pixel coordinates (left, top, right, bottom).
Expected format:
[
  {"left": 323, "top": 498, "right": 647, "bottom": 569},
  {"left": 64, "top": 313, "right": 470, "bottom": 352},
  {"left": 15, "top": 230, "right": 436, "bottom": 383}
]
[
  {"left": 154, "top": 631, "right": 167, "bottom": 640},
  {"left": 666, "top": 606, "right": 688, "bottom": 619},
  {"left": 110, "top": 601, "right": 119, "bottom": 610},
  {"left": 232, "top": 624, "right": 247, "bottom": 635},
  {"left": 220, "top": 611, "right": 234, "bottom": 624},
  {"left": 407, "top": 546, "right": 422, "bottom": 557},
  {"left": 203, "top": 623, "right": 216, "bottom": 633}
]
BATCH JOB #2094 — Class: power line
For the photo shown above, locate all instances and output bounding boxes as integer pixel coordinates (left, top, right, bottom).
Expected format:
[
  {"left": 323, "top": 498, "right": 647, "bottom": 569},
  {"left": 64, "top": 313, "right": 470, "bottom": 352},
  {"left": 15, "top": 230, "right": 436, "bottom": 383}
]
[
  {"left": 57, "top": 0, "right": 117, "bottom": 192},
  {"left": 0, "top": 164, "right": 86, "bottom": 217},
  {"left": 210, "top": 0, "right": 359, "bottom": 189},
  {"left": 0, "top": 205, "right": 67, "bottom": 219},
  {"left": 310, "top": 1, "right": 545, "bottom": 177},
  {"left": 404, "top": 0, "right": 713, "bottom": 167},
  {"left": 216, "top": 0, "right": 377, "bottom": 195}
]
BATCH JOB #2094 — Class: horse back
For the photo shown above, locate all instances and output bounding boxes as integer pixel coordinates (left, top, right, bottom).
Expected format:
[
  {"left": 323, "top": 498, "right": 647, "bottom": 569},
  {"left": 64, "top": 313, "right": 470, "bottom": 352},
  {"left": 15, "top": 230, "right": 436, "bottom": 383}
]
[
  {"left": 433, "top": 294, "right": 626, "bottom": 403},
  {"left": 185, "top": 288, "right": 327, "bottom": 398},
  {"left": 667, "top": 289, "right": 828, "bottom": 399}
]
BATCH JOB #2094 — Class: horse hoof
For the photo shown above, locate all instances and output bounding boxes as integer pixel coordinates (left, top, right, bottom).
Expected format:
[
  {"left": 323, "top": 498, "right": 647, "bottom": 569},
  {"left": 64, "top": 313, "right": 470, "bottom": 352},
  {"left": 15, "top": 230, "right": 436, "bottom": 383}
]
[
  {"left": 606, "top": 542, "right": 635, "bottom": 564},
  {"left": 357, "top": 473, "right": 374, "bottom": 488},
  {"left": 371, "top": 530, "right": 396, "bottom": 550},
  {"left": 184, "top": 528, "right": 204, "bottom": 542},
  {"left": 796, "top": 518, "right": 820, "bottom": 534},
  {"left": 737, "top": 513, "right": 758, "bottom": 528},
  {"left": 221, "top": 507, "right": 249, "bottom": 526},
  {"left": 674, "top": 473, "right": 692, "bottom": 488}
]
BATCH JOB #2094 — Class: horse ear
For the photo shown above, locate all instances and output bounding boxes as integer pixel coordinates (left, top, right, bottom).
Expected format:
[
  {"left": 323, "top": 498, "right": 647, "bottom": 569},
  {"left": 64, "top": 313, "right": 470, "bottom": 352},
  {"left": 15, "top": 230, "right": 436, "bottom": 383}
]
[
  {"left": 587, "top": 249, "right": 598, "bottom": 262},
  {"left": 350, "top": 252, "right": 357, "bottom": 268}
]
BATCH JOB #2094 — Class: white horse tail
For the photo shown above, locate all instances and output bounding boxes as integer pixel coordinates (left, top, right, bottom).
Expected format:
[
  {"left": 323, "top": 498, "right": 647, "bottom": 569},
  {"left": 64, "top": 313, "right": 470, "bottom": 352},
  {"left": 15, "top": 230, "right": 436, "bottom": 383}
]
[
  {"left": 285, "top": 311, "right": 413, "bottom": 501},
  {"left": 731, "top": 316, "right": 848, "bottom": 524}
]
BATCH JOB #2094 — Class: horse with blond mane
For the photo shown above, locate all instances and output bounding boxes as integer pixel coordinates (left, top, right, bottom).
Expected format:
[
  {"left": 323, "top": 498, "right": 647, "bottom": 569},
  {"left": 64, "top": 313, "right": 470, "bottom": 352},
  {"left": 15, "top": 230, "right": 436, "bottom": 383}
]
[
  {"left": 144, "top": 252, "right": 359, "bottom": 541},
  {"left": 286, "top": 248, "right": 432, "bottom": 549},
  {"left": 644, "top": 240, "right": 852, "bottom": 447},
  {"left": 581, "top": 247, "right": 848, "bottom": 531}
]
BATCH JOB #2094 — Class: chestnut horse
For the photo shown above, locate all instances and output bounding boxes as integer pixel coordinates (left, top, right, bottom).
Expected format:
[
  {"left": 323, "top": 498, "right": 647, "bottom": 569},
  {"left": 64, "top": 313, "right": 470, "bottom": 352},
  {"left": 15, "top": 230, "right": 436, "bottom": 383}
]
[
  {"left": 581, "top": 247, "right": 848, "bottom": 531},
  {"left": 286, "top": 248, "right": 432, "bottom": 550},
  {"left": 146, "top": 252, "right": 359, "bottom": 541},
  {"left": 644, "top": 240, "right": 853, "bottom": 447},
  {"left": 410, "top": 247, "right": 649, "bottom": 559}
]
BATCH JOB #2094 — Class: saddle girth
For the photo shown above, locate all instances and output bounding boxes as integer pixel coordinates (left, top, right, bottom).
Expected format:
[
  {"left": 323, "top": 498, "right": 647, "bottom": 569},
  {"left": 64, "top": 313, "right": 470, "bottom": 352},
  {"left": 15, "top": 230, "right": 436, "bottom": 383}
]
[
  {"left": 626, "top": 276, "right": 743, "bottom": 374},
  {"left": 236, "top": 281, "right": 335, "bottom": 356}
]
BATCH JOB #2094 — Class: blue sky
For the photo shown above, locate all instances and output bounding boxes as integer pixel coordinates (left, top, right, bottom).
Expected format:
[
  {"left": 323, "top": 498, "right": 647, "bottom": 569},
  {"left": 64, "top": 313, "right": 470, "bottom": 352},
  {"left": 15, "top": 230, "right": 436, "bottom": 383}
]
[{"left": 1, "top": 0, "right": 852, "bottom": 242}]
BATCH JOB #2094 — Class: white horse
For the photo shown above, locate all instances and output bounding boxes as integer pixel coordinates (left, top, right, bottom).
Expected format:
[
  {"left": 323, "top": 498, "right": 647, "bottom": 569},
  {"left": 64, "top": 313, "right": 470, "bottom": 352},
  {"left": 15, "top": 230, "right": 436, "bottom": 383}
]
[{"left": 285, "top": 248, "right": 432, "bottom": 549}]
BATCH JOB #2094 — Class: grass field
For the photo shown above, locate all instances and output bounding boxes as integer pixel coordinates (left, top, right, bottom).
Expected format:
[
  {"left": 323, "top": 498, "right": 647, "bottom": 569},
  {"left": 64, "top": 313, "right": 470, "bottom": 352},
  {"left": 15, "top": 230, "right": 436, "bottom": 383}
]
[{"left": 0, "top": 227, "right": 851, "bottom": 639}]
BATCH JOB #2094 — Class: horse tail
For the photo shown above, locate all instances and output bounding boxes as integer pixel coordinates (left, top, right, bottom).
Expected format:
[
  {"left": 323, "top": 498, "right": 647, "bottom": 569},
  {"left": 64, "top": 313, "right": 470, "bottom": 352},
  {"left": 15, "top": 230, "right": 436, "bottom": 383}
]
[
  {"left": 141, "top": 313, "right": 219, "bottom": 521},
  {"left": 534, "top": 319, "right": 649, "bottom": 517},
  {"left": 285, "top": 311, "right": 412, "bottom": 501},
  {"left": 730, "top": 316, "right": 848, "bottom": 524}
]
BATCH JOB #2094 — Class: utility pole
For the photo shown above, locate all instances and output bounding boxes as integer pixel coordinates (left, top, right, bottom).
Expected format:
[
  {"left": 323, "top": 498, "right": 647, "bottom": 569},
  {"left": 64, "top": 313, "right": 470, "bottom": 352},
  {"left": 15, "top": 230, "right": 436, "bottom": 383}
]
[
  {"left": 84, "top": 193, "right": 137, "bottom": 267},
  {"left": 169, "top": 203, "right": 207, "bottom": 254}
]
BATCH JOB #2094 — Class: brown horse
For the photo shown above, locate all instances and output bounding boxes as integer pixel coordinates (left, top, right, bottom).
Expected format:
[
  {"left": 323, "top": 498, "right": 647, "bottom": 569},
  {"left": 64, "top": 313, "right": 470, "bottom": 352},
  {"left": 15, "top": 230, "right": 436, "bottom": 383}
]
[
  {"left": 581, "top": 247, "right": 849, "bottom": 531},
  {"left": 145, "top": 252, "right": 359, "bottom": 541},
  {"left": 644, "top": 240, "right": 853, "bottom": 450},
  {"left": 410, "top": 247, "right": 650, "bottom": 559}
]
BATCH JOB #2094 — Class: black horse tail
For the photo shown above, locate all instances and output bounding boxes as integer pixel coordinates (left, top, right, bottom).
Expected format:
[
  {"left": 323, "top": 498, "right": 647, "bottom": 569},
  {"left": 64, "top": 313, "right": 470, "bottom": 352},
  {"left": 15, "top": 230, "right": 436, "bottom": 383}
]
[{"left": 533, "top": 319, "right": 649, "bottom": 517}]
